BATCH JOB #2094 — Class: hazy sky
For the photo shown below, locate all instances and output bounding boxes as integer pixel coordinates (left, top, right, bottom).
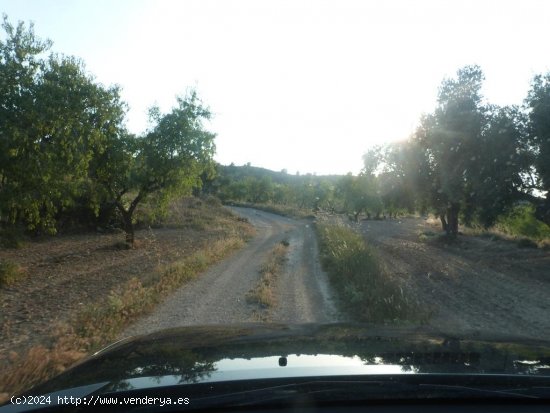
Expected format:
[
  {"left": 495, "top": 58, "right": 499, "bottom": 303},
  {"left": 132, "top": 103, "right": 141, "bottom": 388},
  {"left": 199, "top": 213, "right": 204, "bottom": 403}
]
[{"left": 2, "top": 0, "right": 550, "bottom": 175}]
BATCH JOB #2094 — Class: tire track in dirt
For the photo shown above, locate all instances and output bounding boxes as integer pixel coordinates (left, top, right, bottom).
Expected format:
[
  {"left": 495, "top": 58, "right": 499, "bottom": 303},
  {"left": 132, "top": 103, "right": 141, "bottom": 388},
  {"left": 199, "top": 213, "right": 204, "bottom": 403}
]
[
  {"left": 271, "top": 220, "right": 339, "bottom": 323},
  {"left": 122, "top": 208, "right": 339, "bottom": 337}
]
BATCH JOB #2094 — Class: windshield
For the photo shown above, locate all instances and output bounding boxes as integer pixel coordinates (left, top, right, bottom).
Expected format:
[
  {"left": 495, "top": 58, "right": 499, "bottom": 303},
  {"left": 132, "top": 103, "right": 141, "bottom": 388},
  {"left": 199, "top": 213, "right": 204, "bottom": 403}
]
[{"left": 1, "top": 0, "right": 550, "bottom": 406}]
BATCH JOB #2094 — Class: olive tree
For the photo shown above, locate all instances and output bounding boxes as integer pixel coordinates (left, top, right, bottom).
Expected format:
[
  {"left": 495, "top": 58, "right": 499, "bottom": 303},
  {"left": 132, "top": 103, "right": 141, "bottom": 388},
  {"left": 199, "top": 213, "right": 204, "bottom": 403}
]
[
  {"left": 525, "top": 73, "right": 550, "bottom": 226},
  {"left": 95, "top": 91, "right": 216, "bottom": 245},
  {"left": 0, "top": 16, "right": 125, "bottom": 232}
]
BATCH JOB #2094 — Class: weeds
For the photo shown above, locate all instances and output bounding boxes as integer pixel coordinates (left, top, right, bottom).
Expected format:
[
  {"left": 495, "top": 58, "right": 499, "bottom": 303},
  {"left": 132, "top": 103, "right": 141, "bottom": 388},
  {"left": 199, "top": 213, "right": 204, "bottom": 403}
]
[
  {"left": 461, "top": 204, "right": 550, "bottom": 249},
  {"left": 418, "top": 230, "right": 437, "bottom": 242},
  {"left": 496, "top": 205, "right": 550, "bottom": 241},
  {"left": 246, "top": 243, "right": 288, "bottom": 308},
  {"left": 316, "top": 223, "right": 422, "bottom": 323},
  {"left": 464, "top": 220, "right": 549, "bottom": 249},
  {"left": 74, "top": 237, "right": 244, "bottom": 348},
  {"left": 0, "top": 344, "right": 85, "bottom": 402},
  {"left": 0, "top": 259, "right": 26, "bottom": 287}
]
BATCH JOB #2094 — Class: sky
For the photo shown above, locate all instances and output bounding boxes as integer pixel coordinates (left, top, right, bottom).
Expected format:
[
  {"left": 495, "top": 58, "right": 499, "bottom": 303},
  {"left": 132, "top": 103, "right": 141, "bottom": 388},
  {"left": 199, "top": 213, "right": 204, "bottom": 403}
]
[{"left": 1, "top": 0, "right": 550, "bottom": 175}]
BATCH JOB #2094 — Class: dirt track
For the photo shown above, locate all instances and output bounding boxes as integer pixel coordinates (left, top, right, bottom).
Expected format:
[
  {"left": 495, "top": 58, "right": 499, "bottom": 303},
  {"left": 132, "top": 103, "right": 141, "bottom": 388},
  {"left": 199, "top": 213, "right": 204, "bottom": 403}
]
[
  {"left": 122, "top": 208, "right": 339, "bottom": 337},
  {"left": 355, "top": 217, "right": 550, "bottom": 340}
]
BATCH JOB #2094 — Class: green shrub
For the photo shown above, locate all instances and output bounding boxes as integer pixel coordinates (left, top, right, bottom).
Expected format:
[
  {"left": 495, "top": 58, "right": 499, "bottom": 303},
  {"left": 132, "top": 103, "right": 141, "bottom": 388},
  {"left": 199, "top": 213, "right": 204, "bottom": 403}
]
[
  {"left": 0, "top": 259, "right": 25, "bottom": 287},
  {"left": 497, "top": 205, "right": 550, "bottom": 240},
  {"left": 316, "top": 223, "right": 422, "bottom": 323}
]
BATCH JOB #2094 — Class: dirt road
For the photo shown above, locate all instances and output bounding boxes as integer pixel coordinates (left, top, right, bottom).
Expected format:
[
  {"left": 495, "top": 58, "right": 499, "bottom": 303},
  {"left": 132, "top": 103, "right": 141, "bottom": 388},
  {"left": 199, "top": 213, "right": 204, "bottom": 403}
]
[
  {"left": 122, "top": 208, "right": 339, "bottom": 337},
  {"left": 355, "top": 217, "right": 550, "bottom": 340}
]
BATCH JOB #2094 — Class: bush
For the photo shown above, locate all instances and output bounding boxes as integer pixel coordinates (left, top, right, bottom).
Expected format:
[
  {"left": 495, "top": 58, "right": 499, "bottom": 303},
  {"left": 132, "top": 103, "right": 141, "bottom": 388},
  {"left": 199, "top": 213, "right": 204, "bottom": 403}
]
[
  {"left": 0, "top": 259, "right": 25, "bottom": 287},
  {"left": 497, "top": 205, "right": 550, "bottom": 240},
  {"left": 316, "top": 223, "right": 421, "bottom": 323},
  {"left": 539, "top": 239, "right": 550, "bottom": 250},
  {"left": 203, "top": 195, "right": 222, "bottom": 207}
]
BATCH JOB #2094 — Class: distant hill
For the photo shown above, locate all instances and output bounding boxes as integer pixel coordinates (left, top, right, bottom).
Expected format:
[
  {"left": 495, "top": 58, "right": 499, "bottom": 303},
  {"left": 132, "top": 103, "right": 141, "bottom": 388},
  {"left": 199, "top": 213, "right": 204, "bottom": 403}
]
[{"left": 215, "top": 163, "right": 343, "bottom": 185}]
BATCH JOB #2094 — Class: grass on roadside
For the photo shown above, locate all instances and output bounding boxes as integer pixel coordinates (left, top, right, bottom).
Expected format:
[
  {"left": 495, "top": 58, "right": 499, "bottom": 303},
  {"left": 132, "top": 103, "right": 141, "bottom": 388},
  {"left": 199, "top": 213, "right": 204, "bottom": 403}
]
[
  {"left": 246, "top": 241, "right": 289, "bottom": 308},
  {"left": 0, "top": 198, "right": 253, "bottom": 400},
  {"left": 75, "top": 237, "right": 245, "bottom": 347},
  {"left": 0, "top": 237, "right": 244, "bottom": 399},
  {"left": 316, "top": 223, "right": 423, "bottom": 323}
]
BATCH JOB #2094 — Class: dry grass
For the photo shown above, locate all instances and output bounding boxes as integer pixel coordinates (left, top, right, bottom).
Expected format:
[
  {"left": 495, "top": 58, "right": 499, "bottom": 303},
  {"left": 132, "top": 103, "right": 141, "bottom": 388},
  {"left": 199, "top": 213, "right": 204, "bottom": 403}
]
[
  {"left": 0, "top": 197, "right": 253, "bottom": 402},
  {"left": 0, "top": 237, "right": 244, "bottom": 401},
  {"left": 0, "top": 340, "right": 86, "bottom": 402},
  {"left": 246, "top": 242, "right": 289, "bottom": 308},
  {"left": 463, "top": 225, "right": 550, "bottom": 249},
  {"left": 75, "top": 236, "right": 245, "bottom": 347},
  {"left": 0, "top": 259, "right": 26, "bottom": 287}
]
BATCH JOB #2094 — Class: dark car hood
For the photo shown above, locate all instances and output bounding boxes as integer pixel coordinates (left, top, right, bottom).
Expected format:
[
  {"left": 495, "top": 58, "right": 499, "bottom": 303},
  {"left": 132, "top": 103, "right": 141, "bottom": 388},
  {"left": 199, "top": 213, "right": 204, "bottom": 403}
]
[{"left": 27, "top": 323, "right": 550, "bottom": 396}]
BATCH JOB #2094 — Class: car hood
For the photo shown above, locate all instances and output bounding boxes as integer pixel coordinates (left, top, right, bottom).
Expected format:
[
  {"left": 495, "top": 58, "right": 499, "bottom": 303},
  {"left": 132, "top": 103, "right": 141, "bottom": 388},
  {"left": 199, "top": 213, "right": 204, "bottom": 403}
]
[{"left": 27, "top": 323, "right": 550, "bottom": 396}]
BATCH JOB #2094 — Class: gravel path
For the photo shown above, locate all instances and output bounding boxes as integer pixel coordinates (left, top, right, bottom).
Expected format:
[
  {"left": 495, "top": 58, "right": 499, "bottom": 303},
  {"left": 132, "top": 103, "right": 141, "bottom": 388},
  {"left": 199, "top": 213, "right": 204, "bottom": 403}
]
[{"left": 122, "top": 208, "right": 339, "bottom": 337}]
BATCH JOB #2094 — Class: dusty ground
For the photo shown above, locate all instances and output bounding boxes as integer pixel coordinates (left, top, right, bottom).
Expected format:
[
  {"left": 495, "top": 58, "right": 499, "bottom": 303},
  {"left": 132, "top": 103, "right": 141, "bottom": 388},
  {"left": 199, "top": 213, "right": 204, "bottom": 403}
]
[
  {"left": 122, "top": 207, "right": 339, "bottom": 337},
  {"left": 350, "top": 217, "right": 550, "bottom": 340},
  {"left": 0, "top": 199, "right": 250, "bottom": 369}
]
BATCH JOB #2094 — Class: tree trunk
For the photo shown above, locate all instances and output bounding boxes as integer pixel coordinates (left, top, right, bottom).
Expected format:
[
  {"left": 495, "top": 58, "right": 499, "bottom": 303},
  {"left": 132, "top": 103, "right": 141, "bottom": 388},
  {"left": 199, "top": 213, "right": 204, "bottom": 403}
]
[
  {"left": 121, "top": 210, "right": 134, "bottom": 247},
  {"left": 439, "top": 213, "right": 448, "bottom": 233},
  {"left": 446, "top": 203, "right": 460, "bottom": 238}
]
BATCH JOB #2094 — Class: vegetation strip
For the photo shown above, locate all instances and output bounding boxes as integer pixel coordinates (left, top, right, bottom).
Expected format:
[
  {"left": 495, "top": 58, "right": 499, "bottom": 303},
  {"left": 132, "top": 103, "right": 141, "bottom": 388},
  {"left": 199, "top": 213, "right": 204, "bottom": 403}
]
[
  {"left": 0, "top": 235, "right": 245, "bottom": 400},
  {"left": 246, "top": 242, "right": 289, "bottom": 309},
  {"left": 316, "top": 223, "right": 423, "bottom": 323}
]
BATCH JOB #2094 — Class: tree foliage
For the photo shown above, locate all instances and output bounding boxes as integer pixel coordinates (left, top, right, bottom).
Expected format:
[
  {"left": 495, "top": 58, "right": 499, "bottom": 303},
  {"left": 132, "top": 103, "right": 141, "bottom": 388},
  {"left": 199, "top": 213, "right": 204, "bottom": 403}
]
[
  {"left": 336, "top": 173, "right": 382, "bottom": 221},
  {"left": 525, "top": 73, "right": 550, "bottom": 226},
  {"left": 3, "top": 15, "right": 549, "bottom": 242},
  {"left": 0, "top": 16, "right": 125, "bottom": 232},
  {"left": 1, "top": 17, "right": 215, "bottom": 244},
  {"left": 369, "top": 66, "right": 533, "bottom": 236}
]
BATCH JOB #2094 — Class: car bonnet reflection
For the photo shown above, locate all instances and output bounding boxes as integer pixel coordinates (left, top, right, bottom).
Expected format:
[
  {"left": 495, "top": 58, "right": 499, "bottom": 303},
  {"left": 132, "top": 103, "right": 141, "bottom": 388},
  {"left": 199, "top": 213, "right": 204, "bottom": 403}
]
[{"left": 114, "top": 353, "right": 417, "bottom": 390}]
